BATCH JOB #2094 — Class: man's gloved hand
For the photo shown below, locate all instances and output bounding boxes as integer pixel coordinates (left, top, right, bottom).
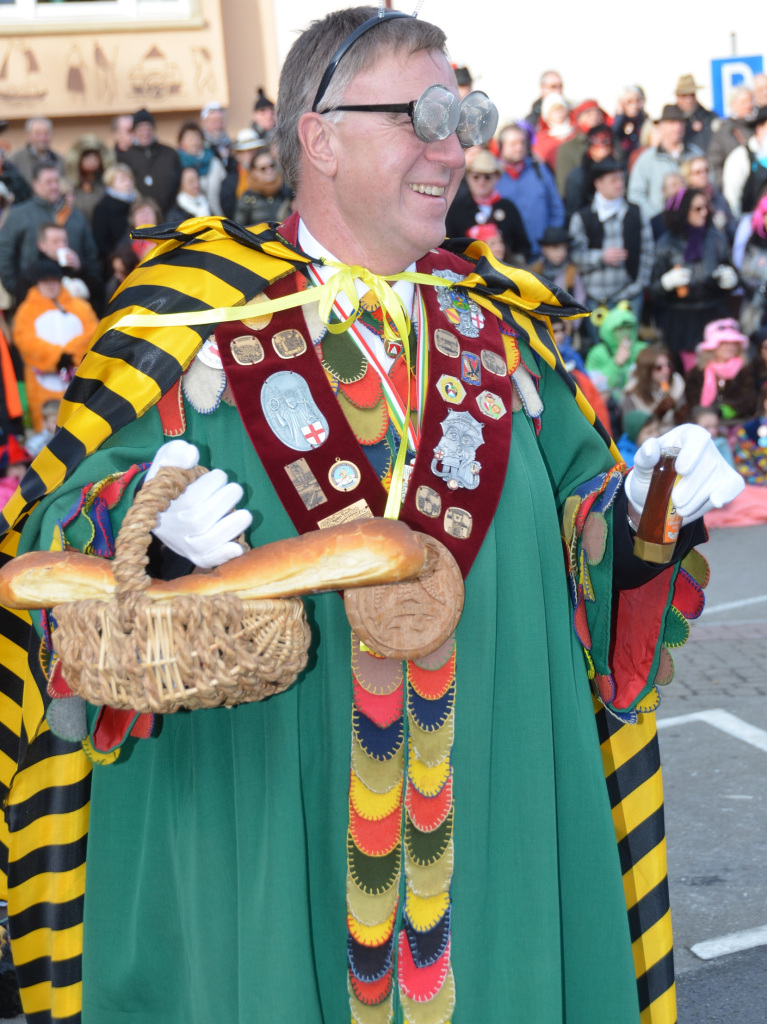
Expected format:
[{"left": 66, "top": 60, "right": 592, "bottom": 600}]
[
  {"left": 147, "top": 440, "right": 253, "bottom": 568},
  {"left": 624, "top": 423, "right": 744, "bottom": 526},
  {"left": 712, "top": 264, "right": 738, "bottom": 290},
  {"left": 660, "top": 266, "right": 692, "bottom": 291}
]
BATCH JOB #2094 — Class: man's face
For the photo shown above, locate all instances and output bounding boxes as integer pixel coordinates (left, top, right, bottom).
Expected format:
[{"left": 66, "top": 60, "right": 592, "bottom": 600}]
[
  {"left": 253, "top": 107, "right": 276, "bottom": 132},
  {"left": 541, "top": 73, "right": 563, "bottom": 98},
  {"left": 675, "top": 92, "right": 697, "bottom": 114},
  {"left": 134, "top": 121, "right": 155, "bottom": 147},
  {"left": 203, "top": 108, "right": 226, "bottom": 135},
  {"left": 500, "top": 129, "right": 527, "bottom": 164},
  {"left": 595, "top": 171, "right": 625, "bottom": 200},
  {"left": 659, "top": 118, "right": 684, "bottom": 148},
  {"left": 322, "top": 48, "right": 465, "bottom": 271},
  {"left": 33, "top": 169, "right": 61, "bottom": 204},
  {"left": 541, "top": 242, "right": 567, "bottom": 266},
  {"left": 39, "top": 227, "right": 67, "bottom": 260},
  {"left": 731, "top": 89, "right": 754, "bottom": 120},
  {"left": 27, "top": 120, "right": 51, "bottom": 153},
  {"left": 114, "top": 116, "right": 134, "bottom": 151}
]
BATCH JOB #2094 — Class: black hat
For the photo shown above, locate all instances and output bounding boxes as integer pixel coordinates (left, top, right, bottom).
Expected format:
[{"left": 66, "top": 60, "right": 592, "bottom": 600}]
[
  {"left": 538, "top": 226, "right": 572, "bottom": 247},
  {"left": 755, "top": 106, "right": 767, "bottom": 128},
  {"left": 454, "top": 66, "right": 473, "bottom": 88},
  {"left": 132, "top": 108, "right": 155, "bottom": 128},
  {"left": 656, "top": 104, "right": 685, "bottom": 123},
  {"left": 30, "top": 258, "right": 64, "bottom": 284},
  {"left": 254, "top": 87, "right": 275, "bottom": 111},
  {"left": 591, "top": 156, "right": 624, "bottom": 180}
]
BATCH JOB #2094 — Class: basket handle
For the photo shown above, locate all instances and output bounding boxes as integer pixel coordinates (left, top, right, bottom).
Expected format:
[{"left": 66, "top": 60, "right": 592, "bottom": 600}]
[{"left": 112, "top": 464, "right": 207, "bottom": 597}]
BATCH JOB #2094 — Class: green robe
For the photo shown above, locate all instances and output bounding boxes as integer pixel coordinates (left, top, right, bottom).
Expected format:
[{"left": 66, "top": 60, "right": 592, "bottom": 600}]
[{"left": 21, "top": 350, "right": 639, "bottom": 1023}]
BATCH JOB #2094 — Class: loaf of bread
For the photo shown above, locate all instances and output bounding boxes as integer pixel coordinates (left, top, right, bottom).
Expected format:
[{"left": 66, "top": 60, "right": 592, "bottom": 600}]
[{"left": 0, "top": 519, "right": 427, "bottom": 610}]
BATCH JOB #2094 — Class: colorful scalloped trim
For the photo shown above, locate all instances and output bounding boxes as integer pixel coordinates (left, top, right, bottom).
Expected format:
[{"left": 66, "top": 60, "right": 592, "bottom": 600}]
[{"left": 561, "top": 467, "right": 709, "bottom": 723}]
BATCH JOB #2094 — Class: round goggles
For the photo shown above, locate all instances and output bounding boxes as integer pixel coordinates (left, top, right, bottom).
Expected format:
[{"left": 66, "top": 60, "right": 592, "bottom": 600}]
[{"left": 321, "top": 84, "right": 499, "bottom": 148}]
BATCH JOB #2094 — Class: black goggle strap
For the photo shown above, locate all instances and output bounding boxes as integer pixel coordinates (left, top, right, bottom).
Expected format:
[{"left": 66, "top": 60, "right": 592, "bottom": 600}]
[{"left": 312, "top": 10, "right": 412, "bottom": 113}]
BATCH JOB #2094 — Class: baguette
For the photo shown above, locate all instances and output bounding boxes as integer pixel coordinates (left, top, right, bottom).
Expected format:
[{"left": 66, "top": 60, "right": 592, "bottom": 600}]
[{"left": 0, "top": 519, "right": 427, "bottom": 610}]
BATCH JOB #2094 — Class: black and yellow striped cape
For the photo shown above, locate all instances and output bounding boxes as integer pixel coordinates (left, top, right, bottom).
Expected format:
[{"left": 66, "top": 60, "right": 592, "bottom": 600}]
[{"left": 0, "top": 217, "right": 675, "bottom": 1023}]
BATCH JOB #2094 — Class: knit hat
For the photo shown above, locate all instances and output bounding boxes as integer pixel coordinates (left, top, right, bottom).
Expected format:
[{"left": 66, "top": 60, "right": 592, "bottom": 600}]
[
  {"left": 697, "top": 318, "right": 748, "bottom": 352},
  {"left": 254, "top": 88, "right": 275, "bottom": 111},
  {"left": 30, "top": 258, "right": 64, "bottom": 284},
  {"left": 572, "top": 99, "right": 604, "bottom": 123},
  {"left": 132, "top": 108, "right": 155, "bottom": 128},
  {"left": 200, "top": 102, "right": 225, "bottom": 120},
  {"left": 467, "top": 223, "right": 501, "bottom": 241},
  {"left": 541, "top": 93, "right": 569, "bottom": 122},
  {"left": 0, "top": 436, "right": 31, "bottom": 472}
]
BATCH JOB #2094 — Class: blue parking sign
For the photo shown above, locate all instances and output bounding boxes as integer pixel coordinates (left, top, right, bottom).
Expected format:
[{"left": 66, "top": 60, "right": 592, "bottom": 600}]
[{"left": 711, "top": 56, "right": 764, "bottom": 116}]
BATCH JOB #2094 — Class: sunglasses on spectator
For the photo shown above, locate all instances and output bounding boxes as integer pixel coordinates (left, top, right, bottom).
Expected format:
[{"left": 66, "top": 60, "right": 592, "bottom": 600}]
[{"left": 468, "top": 172, "right": 498, "bottom": 180}]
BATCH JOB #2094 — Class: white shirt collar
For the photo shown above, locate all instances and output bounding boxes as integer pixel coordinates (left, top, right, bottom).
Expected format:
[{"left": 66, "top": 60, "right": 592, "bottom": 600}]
[{"left": 297, "top": 219, "right": 416, "bottom": 317}]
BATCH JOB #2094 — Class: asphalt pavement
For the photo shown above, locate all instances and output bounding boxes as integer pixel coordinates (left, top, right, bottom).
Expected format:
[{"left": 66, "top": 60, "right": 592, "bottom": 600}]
[{"left": 656, "top": 521, "right": 767, "bottom": 1023}]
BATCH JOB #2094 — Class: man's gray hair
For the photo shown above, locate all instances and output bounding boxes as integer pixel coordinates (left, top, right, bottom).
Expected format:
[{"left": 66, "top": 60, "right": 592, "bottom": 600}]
[
  {"left": 25, "top": 117, "right": 53, "bottom": 133},
  {"left": 274, "top": 6, "right": 447, "bottom": 190}
]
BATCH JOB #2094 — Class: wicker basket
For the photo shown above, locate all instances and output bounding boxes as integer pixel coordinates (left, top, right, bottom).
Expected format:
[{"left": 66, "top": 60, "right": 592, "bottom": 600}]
[{"left": 52, "top": 466, "right": 312, "bottom": 713}]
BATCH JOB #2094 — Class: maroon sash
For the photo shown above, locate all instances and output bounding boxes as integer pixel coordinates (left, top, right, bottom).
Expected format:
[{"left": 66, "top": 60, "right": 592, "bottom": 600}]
[{"left": 216, "top": 232, "right": 512, "bottom": 579}]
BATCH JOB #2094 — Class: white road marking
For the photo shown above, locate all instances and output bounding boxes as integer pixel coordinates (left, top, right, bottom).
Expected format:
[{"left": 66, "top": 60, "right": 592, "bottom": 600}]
[
  {"left": 700, "top": 593, "right": 767, "bottom": 615},
  {"left": 657, "top": 709, "right": 767, "bottom": 753},
  {"left": 691, "top": 925, "right": 767, "bottom": 960}
]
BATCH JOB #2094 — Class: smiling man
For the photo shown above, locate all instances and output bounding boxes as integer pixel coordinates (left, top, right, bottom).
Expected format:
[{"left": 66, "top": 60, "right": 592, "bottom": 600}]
[{"left": 0, "top": 8, "right": 744, "bottom": 1024}]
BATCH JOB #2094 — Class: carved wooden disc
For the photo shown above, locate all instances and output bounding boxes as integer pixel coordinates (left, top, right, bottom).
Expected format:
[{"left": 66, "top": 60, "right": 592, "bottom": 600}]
[{"left": 344, "top": 534, "right": 464, "bottom": 660}]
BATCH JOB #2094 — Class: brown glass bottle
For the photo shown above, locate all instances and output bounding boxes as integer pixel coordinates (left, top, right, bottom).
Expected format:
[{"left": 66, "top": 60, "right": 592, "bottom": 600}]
[{"left": 633, "top": 446, "right": 681, "bottom": 563}]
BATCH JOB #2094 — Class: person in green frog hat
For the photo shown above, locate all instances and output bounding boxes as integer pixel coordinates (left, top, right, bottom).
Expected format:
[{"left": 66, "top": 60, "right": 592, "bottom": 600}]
[{"left": 585, "top": 303, "right": 646, "bottom": 398}]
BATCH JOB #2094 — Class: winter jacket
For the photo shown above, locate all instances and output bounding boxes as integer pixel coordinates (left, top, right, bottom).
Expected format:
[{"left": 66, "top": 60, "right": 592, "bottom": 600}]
[{"left": 495, "top": 159, "right": 565, "bottom": 257}]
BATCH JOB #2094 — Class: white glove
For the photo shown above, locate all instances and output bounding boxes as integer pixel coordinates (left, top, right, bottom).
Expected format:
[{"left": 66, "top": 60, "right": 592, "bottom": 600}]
[
  {"left": 147, "top": 441, "right": 253, "bottom": 568},
  {"left": 712, "top": 264, "right": 738, "bottom": 290},
  {"left": 625, "top": 423, "right": 744, "bottom": 526},
  {"left": 660, "top": 266, "right": 692, "bottom": 291}
]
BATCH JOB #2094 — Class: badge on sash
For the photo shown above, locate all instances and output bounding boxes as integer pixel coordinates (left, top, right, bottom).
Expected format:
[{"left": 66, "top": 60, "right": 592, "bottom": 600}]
[
  {"left": 460, "top": 352, "right": 481, "bottom": 386},
  {"left": 481, "top": 349, "right": 507, "bottom": 376},
  {"left": 285, "top": 458, "right": 327, "bottom": 510},
  {"left": 231, "top": 336, "right": 265, "bottom": 366},
  {"left": 431, "top": 410, "right": 484, "bottom": 491},
  {"left": 272, "top": 329, "right": 307, "bottom": 359},
  {"left": 261, "top": 371, "right": 330, "bottom": 451},
  {"left": 434, "top": 329, "right": 460, "bottom": 358},
  {"left": 476, "top": 390, "right": 506, "bottom": 420},
  {"left": 437, "top": 375, "right": 465, "bottom": 405},
  {"left": 328, "top": 459, "right": 362, "bottom": 492},
  {"left": 434, "top": 269, "right": 485, "bottom": 338},
  {"left": 415, "top": 486, "right": 442, "bottom": 518}
]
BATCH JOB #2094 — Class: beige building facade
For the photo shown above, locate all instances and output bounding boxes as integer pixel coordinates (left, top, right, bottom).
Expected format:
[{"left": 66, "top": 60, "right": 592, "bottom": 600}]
[{"left": 0, "top": 0, "right": 278, "bottom": 158}]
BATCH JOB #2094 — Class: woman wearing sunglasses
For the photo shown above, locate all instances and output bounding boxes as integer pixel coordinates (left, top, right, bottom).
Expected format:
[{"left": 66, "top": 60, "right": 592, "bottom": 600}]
[{"left": 650, "top": 186, "right": 739, "bottom": 366}]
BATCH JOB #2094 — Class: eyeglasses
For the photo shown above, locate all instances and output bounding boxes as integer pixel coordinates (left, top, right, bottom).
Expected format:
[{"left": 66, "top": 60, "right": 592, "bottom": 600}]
[{"left": 320, "top": 84, "right": 499, "bottom": 148}]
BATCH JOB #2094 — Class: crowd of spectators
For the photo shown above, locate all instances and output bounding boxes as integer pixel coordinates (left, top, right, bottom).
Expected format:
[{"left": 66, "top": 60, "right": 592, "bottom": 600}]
[{"left": 0, "top": 68, "right": 766, "bottom": 519}]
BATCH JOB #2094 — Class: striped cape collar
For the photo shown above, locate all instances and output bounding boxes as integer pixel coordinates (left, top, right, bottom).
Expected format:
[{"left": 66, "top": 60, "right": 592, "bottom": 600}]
[{"left": 0, "top": 213, "right": 596, "bottom": 538}]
